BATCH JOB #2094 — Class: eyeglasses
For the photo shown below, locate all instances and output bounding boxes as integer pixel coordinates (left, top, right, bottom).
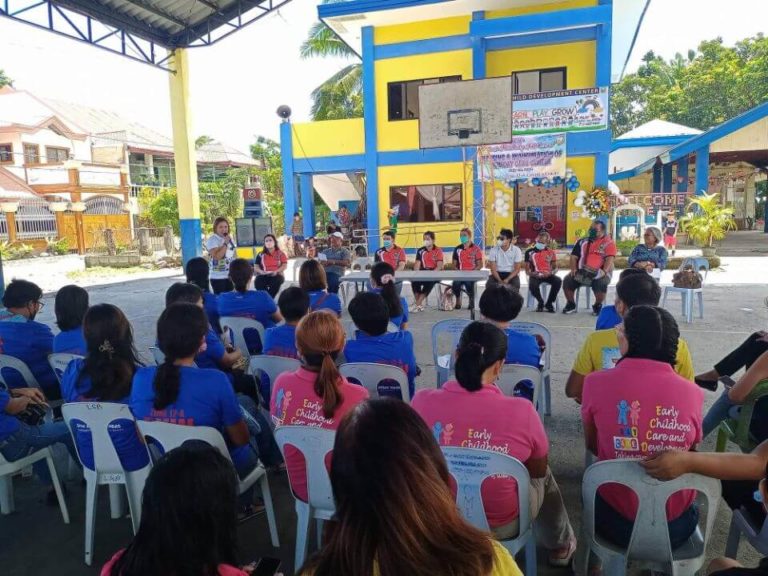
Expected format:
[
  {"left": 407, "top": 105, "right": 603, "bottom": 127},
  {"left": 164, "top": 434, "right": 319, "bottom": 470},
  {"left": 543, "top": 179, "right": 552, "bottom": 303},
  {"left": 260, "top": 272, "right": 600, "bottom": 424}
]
[{"left": 33, "top": 300, "right": 45, "bottom": 310}]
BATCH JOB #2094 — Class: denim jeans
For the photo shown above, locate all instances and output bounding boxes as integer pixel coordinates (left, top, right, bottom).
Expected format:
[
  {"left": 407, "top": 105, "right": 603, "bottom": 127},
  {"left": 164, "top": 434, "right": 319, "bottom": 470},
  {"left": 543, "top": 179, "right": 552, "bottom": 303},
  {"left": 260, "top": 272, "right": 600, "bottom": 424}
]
[
  {"left": 703, "top": 390, "right": 741, "bottom": 437},
  {"left": 237, "top": 395, "right": 283, "bottom": 469},
  {"left": 0, "top": 421, "right": 76, "bottom": 485}
]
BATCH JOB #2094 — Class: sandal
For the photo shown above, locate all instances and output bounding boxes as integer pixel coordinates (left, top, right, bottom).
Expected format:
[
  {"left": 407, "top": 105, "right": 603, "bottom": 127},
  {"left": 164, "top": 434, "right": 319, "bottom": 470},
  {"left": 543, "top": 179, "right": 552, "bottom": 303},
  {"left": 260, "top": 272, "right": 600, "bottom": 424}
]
[
  {"left": 237, "top": 500, "right": 266, "bottom": 524},
  {"left": 548, "top": 537, "right": 577, "bottom": 567}
]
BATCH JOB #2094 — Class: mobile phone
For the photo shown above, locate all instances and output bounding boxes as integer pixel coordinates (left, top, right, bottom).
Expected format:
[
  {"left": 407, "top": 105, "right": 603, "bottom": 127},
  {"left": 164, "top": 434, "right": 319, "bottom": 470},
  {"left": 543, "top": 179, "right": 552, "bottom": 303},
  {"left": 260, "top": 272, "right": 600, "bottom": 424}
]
[
  {"left": 251, "top": 557, "right": 281, "bottom": 576},
  {"left": 719, "top": 375, "right": 737, "bottom": 389}
]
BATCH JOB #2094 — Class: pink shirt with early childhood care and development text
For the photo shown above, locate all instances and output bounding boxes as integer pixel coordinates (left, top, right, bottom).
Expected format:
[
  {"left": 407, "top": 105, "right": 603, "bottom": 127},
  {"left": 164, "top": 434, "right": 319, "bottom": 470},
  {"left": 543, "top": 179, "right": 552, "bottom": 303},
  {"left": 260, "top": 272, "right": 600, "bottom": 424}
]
[
  {"left": 581, "top": 357, "right": 703, "bottom": 521},
  {"left": 101, "top": 550, "right": 248, "bottom": 576},
  {"left": 412, "top": 380, "right": 549, "bottom": 528},
  {"left": 270, "top": 367, "right": 369, "bottom": 502}
]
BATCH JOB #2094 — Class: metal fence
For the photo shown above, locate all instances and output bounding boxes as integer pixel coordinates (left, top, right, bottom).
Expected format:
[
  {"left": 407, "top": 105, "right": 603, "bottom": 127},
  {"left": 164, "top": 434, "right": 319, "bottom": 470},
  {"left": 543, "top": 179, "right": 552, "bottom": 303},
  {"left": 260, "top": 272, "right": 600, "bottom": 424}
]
[
  {"left": 85, "top": 195, "right": 125, "bottom": 215},
  {"left": 0, "top": 214, "right": 7, "bottom": 240},
  {"left": 88, "top": 226, "right": 175, "bottom": 255},
  {"left": 16, "top": 198, "right": 57, "bottom": 240}
]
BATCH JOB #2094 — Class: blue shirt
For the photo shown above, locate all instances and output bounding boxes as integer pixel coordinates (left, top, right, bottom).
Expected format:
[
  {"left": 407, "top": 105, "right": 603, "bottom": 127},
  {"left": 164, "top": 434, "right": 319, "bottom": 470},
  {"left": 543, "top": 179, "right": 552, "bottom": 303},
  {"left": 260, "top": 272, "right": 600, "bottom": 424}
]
[
  {"left": 263, "top": 324, "right": 298, "bottom": 360},
  {"left": 308, "top": 290, "right": 342, "bottom": 316},
  {"left": 595, "top": 305, "right": 622, "bottom": 330},
  {"left": 0, "top": 311, "right": 57, "bottom": 390},
  {"left": 203, "top": 291, "right": 221, "bottom": 334},
  {"left": 504, "top": 329, "right": 542, "bottom": 368},
  {"left": 218, "top": 290, "right": 278, "bottom": 354},
  {"left": 0, "top": 388, "right": 20, "bottom": 441},
  {"left": 343, "top": 331, "right": 417, "bottom": 398},
  {"left": 53, "top": 327, "right": 87, "bottom": 356},
  {"left": 130, "top": 365, "right": 249, "bottom": 468},
  {"left": 195, "top": 327, "right": 227, "bottom": 370},
  {"left": 628, "top": 244, "right": 668, "bottom": 270},
  {"left": 369, "top": 288, "right": 409, "bottom": 328},
  {"left": 62, "top": 359, "right": 147, "bottom": 472}
]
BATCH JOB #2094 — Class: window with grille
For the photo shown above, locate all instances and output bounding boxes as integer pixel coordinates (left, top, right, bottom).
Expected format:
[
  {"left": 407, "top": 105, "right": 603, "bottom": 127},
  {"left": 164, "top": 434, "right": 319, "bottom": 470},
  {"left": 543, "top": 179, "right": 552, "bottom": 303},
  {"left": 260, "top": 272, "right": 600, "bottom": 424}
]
[
  {"left": 0, "top": 144, "right": 12, "bottom": 164},
  {"left": 23, "top": 143, "right": 40, "bottom": 165},
  {"left": 512, "top": 68, "right": 567, "bottom": 95},
  {"left": 45, "top": 147, "right": 70, "bottom": 163}
]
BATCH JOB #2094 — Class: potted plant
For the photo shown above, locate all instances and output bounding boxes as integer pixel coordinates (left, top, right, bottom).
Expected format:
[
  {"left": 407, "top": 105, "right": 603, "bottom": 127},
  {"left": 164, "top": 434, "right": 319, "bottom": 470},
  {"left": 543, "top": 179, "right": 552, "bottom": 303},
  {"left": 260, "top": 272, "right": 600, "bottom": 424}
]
[{"left": 680, "top": 192, "right": 735, "bottom": 257}]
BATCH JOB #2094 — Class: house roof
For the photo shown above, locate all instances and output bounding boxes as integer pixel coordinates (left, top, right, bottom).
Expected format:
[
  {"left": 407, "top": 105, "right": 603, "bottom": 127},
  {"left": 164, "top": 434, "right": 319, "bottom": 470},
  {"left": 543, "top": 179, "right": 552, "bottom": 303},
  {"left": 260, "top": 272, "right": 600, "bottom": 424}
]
[
  {"left": 319, "top": 0, "right": 651, "bottom": 82},
  {"left": 0, "top": 88, "right": 87, "bottom": 138},
  {"left": 617, "top": 119, "right": 701, "bottom": 140},
  {"left": 0, "top": 166, "right": 40, "bottom": 200}
]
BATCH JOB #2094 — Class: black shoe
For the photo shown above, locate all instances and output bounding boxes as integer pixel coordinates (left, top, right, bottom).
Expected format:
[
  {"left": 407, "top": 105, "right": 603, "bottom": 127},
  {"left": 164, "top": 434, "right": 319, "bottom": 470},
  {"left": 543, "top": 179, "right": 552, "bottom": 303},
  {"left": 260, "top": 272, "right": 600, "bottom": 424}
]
[
  {"left": 536, "top": 303, "right": 544, "bottom": 312},
  {"left": 468, "top": 300, "right": 475, "bottom": 311},
  {"left": 592, "top": 303, "right": 603, "bottom": 317},
  {"left": 695, "top": 377, "right": 719, "bottom": 392},
  {"left": 454, "top": 300, "right": 462, "bottom": 310},
  {"left": 545, "top": 304, "right": 556, "bottom": 313},
  {"left": 563, "top": 302, "right": 577, "bottom": 314}
]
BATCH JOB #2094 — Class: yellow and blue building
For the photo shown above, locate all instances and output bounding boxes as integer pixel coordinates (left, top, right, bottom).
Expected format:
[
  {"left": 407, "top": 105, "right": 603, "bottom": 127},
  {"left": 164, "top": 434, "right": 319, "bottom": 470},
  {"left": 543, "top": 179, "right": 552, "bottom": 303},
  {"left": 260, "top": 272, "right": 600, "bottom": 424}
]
[{"left": 280, "top": 0, "right": 650, "bottom": 250}]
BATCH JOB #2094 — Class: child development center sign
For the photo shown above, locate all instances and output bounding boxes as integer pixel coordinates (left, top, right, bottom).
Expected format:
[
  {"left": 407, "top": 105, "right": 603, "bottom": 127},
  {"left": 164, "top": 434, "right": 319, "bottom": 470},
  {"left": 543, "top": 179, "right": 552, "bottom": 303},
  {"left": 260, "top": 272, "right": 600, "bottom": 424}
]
[
  {"left": 482, "top": 133, "right": 566, "bottom": 182},
  {"left": 512, "top": 87, "right": 608, "bottom": 135}
]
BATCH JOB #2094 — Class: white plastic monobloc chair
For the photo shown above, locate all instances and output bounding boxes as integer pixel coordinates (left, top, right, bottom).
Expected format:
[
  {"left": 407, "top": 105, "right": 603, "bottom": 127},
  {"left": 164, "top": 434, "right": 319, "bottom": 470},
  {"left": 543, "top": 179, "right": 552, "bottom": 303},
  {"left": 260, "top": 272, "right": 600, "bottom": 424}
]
[
  {"left": 575, "top": 285, "right": 593, "bottom": 312},
  {"left": 340, "top": 362, "right": 410, "bottom": 402},
  {"left": 49, "top": 353, "right": 83, "bottom": 383},
  {"left": 62, "top": 402, "right": 151, "bottom": 565},
  {"left": 291, "top": 258, "right": 308, "bottom": 283},
  {"left": 275, "top": 425, "right": 336, "bottom": 571},
  {"left": 526, "top": 282, "right": 559, "bottom": 311},
  {"left": 0, "top": 446, "right": 70, "bottom": 522},
  {"left": 431, "top": 319, "right": 471, "bottom": 387},
  {"left": 442, "top": 446, "right": 536, "bottom": 575},
  {"left": 497, "top": 364, "right": 543, "bottom": 415},
  {"left": 149, "top": 346, "right": 165, "bottom": 365},
  {"left": 582, "top": 460, "right": 721, "bottom": 576},
  {"left": 249, "top": 355, "right": 301, "bottom": 403},
  {"left": 220, "top": 316, "right": 266, "bottom": 355},
  {"left": 725, "top": 508, "right": 768, "bottom": 558},
  {"left": 662, "top": 263, "right": 706, "bottom": 324},
  {"left": 510, "top": 321, "right": 553, "bottom": 415},
  {"left": 0, "top": 354, "right": 41, "bottom": 389},
  {"left": 137, "top": 421, "right": 279, "bottom": 548}
]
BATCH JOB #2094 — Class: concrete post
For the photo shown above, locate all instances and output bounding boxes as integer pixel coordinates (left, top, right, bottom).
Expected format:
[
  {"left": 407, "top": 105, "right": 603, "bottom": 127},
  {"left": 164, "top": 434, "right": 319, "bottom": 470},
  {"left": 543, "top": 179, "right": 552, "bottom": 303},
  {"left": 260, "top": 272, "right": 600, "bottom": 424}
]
[
  {"left": 163, "top": 225, "right": 175, "bottom": 254},
  {"left": 138, "top": 227, "right": 151, "bottom": 256},
  {"left": 5, "top": 212, "right": 17, "bottom": 244},
  {"left": 104, "top": 228, "right": 116, "bottom": 256}
]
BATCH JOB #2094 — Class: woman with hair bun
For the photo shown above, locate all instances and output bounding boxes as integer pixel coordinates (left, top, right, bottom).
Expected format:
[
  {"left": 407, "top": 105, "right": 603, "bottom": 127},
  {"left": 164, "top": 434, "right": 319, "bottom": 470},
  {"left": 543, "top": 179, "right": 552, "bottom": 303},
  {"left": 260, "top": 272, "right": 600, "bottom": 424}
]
[
  {"left": 270, "top": 311, "right": 369, "bottom": 502},
  {"left": 369, "top": 261, "right": 408, "bottom": 330},
  {"left": 582, "top": 305, "right": 703, "bottom": 554},
  {"left": 412, "top": 321, "right": 575, "bottom": 566}
]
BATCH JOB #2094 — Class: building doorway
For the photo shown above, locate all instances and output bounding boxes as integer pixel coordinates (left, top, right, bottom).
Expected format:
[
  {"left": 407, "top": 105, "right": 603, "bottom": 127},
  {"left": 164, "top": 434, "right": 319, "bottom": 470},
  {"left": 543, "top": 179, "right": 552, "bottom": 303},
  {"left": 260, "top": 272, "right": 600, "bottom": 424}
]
[{"left": 514, "top": 182, "right": 566, "bottom": 244}]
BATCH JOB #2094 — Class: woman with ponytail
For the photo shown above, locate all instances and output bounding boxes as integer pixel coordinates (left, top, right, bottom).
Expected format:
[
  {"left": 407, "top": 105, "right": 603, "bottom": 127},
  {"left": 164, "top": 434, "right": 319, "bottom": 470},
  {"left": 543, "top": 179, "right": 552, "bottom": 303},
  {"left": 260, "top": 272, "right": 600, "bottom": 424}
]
[
  {"left": 270, "top": 311, "right": 368, "bottom": 502},
  {"left": 369, "top": 261, "right": 408, "bottom": 330},
  {"left": 130, "top": 304, "right": 278, "bottom": 484},
  {"left": 582, "top": 305, "right": 703, "bottom": 553},
  {"left": 412, "top": 322, "right": 576, "bottom": 566}
]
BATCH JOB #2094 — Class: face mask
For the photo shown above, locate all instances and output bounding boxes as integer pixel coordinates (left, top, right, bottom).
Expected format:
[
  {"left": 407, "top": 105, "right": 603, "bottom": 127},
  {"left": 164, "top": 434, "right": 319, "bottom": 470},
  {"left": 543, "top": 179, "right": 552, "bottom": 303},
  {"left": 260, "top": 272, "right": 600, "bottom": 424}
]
[
  {"left": 496, "top": 240, "right": 505, "bottom": 247},
  {"left": 383, "top": 239, "right": 392, "bottom": 248},
  {"left": 460, "top": 235, "right": 469, "bottom": 244},
  {"left": 588, "top": 228, "right": 598, "bottom": 240},
  {"left": 535, "top": 242, "right": 546, "bottom": 250},
  {"left": 424, "top": 239, "right": 433, "bottom": 247}
]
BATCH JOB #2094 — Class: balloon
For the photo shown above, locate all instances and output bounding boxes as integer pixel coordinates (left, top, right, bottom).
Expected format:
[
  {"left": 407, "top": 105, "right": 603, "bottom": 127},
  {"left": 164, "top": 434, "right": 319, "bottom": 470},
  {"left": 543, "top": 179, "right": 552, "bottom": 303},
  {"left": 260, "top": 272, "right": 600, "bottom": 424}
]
[
  {"left": 574, "top": 198, "right": 584, "bottom": 207},
  {"left": 503, "top": 202, "right": 510, "bottom": 211},
  {"left": 572, "top": 180, "right": 580, "bottom": 188},
  {"left": 503, "top": 194, "right": 511, "bottom": 201},
  {"left": 495, "top": 189, "right": 503, "bottom": 198},
  {"left": 501, "top": 210, "right": 510, "bottom": 218},
  {"left": 531, "top": 178, "right": 541, "bottom": 186},
  {"left": 542, "top": 179, "right": 551, "bottom": 188},
  {"left": 517, "top": 178, "right": 528, "bottom": 184},
  {"left": 577, "top": 190, "right": 587, "bottom": 198},
  {"left": 553, "top": 176, "right": 562, "bottom": 185},
  {"left": 507, "top": 180, "right": 516, "bottom": 188}
]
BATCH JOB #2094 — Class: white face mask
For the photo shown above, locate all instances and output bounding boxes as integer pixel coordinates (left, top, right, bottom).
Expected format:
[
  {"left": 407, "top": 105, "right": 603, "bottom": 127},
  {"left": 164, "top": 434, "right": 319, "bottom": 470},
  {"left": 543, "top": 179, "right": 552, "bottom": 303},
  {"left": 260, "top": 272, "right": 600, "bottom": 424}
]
[
  {"left": 496, "top": 240, "right": 505, "bottom": 247},
  {"left": 424, "top": 239, "right": 433, "bottom": 247}
]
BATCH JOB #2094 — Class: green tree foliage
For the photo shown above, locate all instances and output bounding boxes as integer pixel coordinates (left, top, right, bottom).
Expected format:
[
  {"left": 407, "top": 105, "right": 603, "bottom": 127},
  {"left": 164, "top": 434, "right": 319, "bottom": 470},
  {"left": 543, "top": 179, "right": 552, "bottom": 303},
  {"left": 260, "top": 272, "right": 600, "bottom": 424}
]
[
  {"left": 301, "top": 1, "right": 362, "bottom": 121},
  {"left": 0, "top": 69, "right": 12, "bottom": 88},
  {"left": 195, "top": 135, "right": 215, "bottom": 149},
  {"left": 251, "top": 136, "right": 286, "bottom": 235},
  {"left": 611, "top": 34, "right": 768, "bottom": 136}
]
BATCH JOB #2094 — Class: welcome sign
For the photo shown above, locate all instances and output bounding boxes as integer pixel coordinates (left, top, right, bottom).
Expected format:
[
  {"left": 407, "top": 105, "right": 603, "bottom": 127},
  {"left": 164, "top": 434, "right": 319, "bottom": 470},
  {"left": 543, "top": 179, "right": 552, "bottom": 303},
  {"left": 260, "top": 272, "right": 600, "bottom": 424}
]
[{"left": 512, "top": 87, "right": 609, "bottom": 135}]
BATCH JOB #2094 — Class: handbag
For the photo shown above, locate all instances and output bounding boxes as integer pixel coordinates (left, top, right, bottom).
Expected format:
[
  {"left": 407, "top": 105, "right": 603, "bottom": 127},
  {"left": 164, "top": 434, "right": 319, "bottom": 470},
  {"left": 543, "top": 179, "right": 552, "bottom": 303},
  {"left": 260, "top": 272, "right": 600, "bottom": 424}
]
[
  {"left": 574, "top": 266, "right": 599, "bottom": 286},
  {"left": 438, "top": 286, "right": 456, "bottom": 312},
  {"left": 672, "top": 268, "right": 702, "bottom": 289},
  {"left": 16, "top": 402, "right": 47, "bottom": 426}
]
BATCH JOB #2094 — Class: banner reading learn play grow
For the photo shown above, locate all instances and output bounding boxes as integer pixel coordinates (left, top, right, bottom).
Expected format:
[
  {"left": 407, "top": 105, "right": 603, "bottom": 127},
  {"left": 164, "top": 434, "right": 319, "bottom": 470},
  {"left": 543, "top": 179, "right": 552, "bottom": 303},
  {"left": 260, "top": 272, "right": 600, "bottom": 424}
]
[
  {"left": 512, "top": 87, "right": 608, "bottom": 135},
  {"left": 481, "top": 133, "right": 566, "bottom": 182}
]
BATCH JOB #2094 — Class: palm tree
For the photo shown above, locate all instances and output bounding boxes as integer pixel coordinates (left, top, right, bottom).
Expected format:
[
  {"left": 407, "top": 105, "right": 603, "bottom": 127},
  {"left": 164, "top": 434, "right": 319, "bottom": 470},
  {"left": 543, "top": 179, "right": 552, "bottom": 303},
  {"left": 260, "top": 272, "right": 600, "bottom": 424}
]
[
  {"left": 0, "top": 69, "right": 13, "bottom": 89},
  {"left": 300, "top": 4, "right": 362, "bottom": 121},
  {"left": 195, "top": 135, "right": 215, "bottom": 149}
]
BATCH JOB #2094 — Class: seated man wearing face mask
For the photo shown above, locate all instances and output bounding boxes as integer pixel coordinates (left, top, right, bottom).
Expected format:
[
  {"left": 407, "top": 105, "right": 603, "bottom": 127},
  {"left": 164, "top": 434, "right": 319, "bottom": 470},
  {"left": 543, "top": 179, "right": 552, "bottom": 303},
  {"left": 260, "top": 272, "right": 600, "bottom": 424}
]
[
  {"left": 525, "top": 231, "right": 561, "bottom": 313},
  {"left": 562, "top": 220, "right": 616, "bottom": 317},
  {"left": 487, "top": 228, "right": 523, "bottom": 292}
]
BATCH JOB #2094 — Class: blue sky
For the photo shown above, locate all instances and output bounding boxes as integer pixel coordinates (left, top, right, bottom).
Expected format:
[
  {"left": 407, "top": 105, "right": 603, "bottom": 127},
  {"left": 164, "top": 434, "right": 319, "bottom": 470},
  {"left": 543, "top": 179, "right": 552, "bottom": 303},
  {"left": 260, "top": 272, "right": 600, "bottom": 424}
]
[{"left": 0, "top": 0, "right": 764, "bottom": 154}]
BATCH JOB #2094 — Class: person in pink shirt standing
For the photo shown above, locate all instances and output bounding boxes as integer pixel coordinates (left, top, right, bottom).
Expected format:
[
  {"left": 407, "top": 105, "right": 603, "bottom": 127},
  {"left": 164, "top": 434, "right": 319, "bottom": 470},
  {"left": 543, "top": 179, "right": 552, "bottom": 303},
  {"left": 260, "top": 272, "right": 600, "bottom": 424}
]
[
  {"left": 412, "top": 321, "right": 576, "bottom": 567},
  {"left": 582, "top": 305, "right": 704, "bottom": 553},
  {"left": 270, "top": 311, "right": 369, "bottom": 502},
  {"left": 101, "top": 443, "right": 255, "bottom": 576}
]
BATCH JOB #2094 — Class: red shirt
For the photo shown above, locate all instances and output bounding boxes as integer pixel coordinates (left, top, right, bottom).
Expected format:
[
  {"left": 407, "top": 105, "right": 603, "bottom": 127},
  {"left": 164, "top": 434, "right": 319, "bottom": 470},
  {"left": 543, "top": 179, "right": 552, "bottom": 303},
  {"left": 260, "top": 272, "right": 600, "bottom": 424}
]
[
  {"left": 255, "top": 249, "right": 288, "bottom": 273},
  {"left": 452, "top": 243, "right": 483, "bottom": 270},
  {"left": 375, "top": 245, "right": 407, "bottom": 269},
  {"left": 572, "top": 236, "right": 617, "bottom": 270},
  {"left": 525, "top": 247, "right": 557, "bottom": 274},
  {"left": 416, "top": 246, "right": 445, "bottom": 270}
]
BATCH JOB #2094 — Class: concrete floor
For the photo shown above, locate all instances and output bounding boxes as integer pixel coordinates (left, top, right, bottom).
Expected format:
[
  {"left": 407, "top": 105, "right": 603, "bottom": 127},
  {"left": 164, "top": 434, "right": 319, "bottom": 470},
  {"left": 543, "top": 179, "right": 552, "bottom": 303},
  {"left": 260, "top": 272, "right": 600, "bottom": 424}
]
[{"left": 2, "top": 258, "right": 768, "bottom": 575}]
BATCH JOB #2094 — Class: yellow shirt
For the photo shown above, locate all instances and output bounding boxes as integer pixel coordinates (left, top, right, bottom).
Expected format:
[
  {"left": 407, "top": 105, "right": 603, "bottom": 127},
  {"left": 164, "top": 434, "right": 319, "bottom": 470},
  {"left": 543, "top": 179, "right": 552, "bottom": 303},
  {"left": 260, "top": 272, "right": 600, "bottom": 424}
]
[
  {"left": 572, "top": 329, "right": 694, "bottom": 381},
  {"left": 302, "top": 541, "right": 522, "bottom": 576}
]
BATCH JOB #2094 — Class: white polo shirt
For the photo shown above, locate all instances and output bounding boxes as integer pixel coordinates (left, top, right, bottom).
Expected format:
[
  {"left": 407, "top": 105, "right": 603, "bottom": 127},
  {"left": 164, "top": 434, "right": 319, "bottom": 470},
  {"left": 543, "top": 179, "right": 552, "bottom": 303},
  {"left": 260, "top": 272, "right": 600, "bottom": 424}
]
[{"left": 488, "top": 244, "right": 523, "bottom": 273}]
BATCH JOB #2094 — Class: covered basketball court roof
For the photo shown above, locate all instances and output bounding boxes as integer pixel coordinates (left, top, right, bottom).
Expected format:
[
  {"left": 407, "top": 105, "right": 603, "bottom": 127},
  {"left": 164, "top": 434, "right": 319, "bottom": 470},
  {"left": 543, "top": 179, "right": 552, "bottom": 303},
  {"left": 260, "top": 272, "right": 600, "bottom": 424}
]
[{"left": 0, "top": 0, "right": 292, "bottom": 69}]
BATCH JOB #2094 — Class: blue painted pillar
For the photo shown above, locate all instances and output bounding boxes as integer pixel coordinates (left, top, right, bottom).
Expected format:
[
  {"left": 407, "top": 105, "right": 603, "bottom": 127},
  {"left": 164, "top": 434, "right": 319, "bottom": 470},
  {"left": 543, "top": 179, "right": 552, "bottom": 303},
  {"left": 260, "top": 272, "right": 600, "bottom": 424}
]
[
  {"left": 299, "top": 174, "right": 315, "bottom": 237},
  {"left": 280, "top": 121, "right": 297, "bottom": 234},
  {"left": 677, "top": 157, "right": 689, "bottom": 192},
  {"left": 662, "top": 163, "right": 673, "bottom": 193},
  {"left": 695, "top": 146, "right": 710, "bottom": 196},
  {"left": 0, "top": 255, "right": 4, "bottom": 299},
  {"left": 361, "top": 26, "right": 380, "bottom": 252},
  {"left": 471, "top": 11, "right": 486, "bottom": 248},
  {"left": 595, "top": 153, "right": 609, "bottom": 187},
  {"left": 652, "top": 163, "right": 662, "bottom": 193}
]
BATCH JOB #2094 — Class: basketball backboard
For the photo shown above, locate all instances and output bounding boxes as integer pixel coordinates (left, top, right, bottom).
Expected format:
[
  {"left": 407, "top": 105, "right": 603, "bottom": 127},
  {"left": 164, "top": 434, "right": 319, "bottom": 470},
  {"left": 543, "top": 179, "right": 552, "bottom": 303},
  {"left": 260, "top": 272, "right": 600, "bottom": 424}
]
[{"left": 418, "top": 77, "right": 513, "bottom": 149}]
